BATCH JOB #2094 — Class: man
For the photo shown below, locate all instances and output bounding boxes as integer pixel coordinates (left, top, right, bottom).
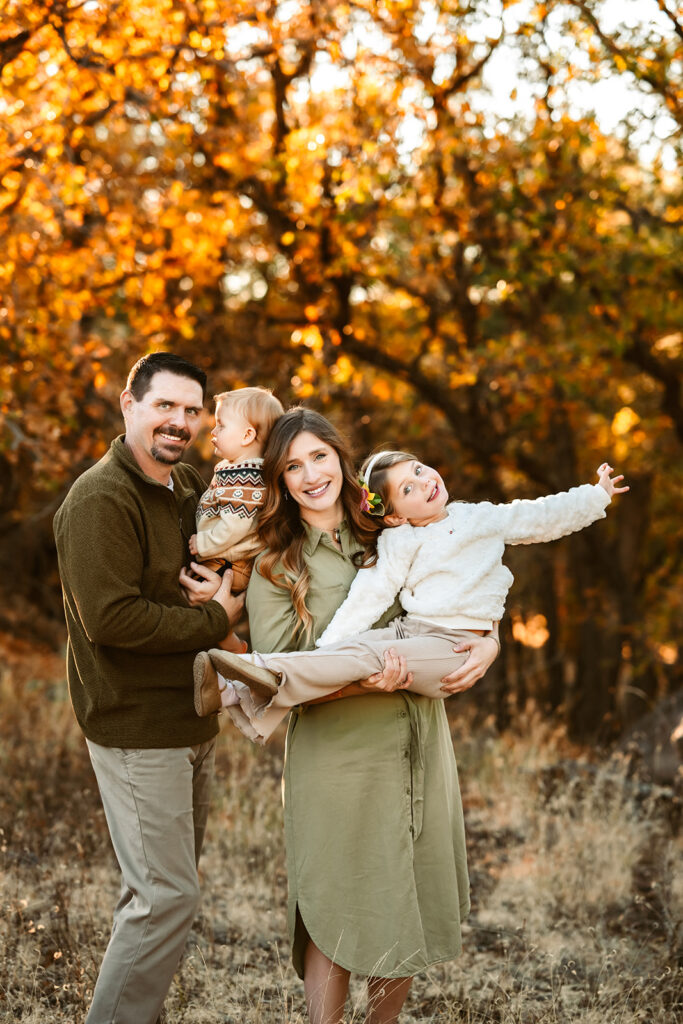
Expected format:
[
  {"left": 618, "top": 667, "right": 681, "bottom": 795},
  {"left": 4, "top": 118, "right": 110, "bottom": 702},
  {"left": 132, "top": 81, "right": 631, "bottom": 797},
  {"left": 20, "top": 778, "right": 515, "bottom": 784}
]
[{"left": 53, "top": 352, "right": 241, "bottom": 1024}]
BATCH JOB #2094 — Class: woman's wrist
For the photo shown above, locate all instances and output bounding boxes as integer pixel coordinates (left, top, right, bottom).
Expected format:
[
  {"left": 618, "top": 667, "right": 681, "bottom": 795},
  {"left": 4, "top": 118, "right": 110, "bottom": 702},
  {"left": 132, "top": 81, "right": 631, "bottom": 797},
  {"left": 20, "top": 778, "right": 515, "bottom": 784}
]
[{"left": 483, "top": 633, "right": 501, "bottom": 655}]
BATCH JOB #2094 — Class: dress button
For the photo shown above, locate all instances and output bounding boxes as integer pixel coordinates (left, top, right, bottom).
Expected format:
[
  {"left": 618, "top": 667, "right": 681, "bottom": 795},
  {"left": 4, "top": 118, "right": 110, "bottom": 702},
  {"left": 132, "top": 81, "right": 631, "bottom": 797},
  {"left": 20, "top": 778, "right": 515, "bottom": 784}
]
[
  {"left": 404, "top": 750, "right": 410, "bottom": 759},
  {"left": 399, "top": 710, "right": 407, "bottom": 718}
]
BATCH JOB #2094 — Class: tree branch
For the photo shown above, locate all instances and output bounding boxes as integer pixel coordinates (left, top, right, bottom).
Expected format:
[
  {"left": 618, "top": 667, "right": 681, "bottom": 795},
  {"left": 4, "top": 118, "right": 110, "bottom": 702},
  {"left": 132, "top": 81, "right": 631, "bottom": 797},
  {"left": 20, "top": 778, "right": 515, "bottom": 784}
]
[{"left": 0, "top": 29, "right": 32, "bottom": 71}]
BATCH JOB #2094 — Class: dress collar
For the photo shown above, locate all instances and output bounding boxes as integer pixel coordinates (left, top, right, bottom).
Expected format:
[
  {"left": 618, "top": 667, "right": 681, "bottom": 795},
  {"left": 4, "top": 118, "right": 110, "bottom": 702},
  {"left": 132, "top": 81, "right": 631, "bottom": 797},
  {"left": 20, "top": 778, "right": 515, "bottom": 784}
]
[{"left": 302, "top": 519, "right": 356, "bottom": 557}]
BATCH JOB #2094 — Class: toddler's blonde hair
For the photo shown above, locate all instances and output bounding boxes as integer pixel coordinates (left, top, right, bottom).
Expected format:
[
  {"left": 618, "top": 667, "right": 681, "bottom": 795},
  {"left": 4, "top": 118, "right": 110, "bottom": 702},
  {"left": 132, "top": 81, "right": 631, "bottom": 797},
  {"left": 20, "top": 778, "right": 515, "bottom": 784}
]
[{"left": 214, "top": 386, "right": 284, "bottom": 445}]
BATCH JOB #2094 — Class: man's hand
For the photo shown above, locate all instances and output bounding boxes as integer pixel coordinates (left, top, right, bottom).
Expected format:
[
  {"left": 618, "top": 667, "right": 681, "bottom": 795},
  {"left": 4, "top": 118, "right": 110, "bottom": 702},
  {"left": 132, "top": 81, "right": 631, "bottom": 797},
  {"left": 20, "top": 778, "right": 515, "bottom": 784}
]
[
  {"left": 360, "top": 648, "right": 414, "bottom": 692},
  {"left": 440, "top": 634, "right": 499, "bottom": 694},
  {"left": 597, "top": 463, "right": 629, "bottom": 498},
  {"left": 181, "top": 563, "right": 246, "bottom": 624},
  {"left": 211, "top": 569, "right": 246, "bottom": 626},
  {"left": 180, "top": 562, "right": 222, "bottom": 604}
]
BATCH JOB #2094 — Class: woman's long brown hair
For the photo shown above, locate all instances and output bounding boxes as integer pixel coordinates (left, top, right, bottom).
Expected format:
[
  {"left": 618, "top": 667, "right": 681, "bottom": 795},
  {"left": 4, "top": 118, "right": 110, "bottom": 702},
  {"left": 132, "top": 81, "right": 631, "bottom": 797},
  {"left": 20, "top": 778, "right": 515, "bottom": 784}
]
[{"left": 257, "top": 409, "right": 381, "bottom": 641}]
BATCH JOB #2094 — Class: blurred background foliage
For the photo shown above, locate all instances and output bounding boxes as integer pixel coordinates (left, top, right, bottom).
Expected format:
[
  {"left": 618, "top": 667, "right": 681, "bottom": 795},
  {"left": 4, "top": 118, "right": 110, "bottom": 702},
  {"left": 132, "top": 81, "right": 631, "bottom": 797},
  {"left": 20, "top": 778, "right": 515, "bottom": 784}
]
[{"left": 1, "top": 0, "right": 681, "bottom": 741}]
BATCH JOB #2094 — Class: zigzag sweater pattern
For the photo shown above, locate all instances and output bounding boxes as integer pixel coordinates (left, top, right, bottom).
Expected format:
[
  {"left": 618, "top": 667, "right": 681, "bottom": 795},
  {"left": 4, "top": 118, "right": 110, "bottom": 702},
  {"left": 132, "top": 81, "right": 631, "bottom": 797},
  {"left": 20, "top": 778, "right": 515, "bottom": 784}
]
[{"left": 195, "top": 458, "right": 266, "bottom": 562}]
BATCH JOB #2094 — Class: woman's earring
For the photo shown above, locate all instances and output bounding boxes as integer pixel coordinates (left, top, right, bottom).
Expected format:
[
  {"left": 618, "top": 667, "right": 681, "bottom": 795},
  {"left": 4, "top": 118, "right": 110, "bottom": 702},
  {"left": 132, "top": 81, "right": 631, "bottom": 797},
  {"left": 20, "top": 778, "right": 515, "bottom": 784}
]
[{"left": 283, "top": 488, "right": 289, "bottom": 501}]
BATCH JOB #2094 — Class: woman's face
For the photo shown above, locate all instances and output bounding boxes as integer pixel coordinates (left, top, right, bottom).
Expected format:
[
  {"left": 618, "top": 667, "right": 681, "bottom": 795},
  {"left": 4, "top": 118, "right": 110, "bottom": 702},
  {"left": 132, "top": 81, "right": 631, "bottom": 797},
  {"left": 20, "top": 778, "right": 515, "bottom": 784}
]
[{"left": 282, "top": 430, "right": 344, "bottom": 527}]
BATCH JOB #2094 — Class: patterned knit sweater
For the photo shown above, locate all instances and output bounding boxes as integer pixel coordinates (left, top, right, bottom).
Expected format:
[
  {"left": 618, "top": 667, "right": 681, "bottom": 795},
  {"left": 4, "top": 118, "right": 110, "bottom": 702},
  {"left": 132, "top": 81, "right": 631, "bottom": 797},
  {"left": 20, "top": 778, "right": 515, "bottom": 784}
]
[
  {"left": 319, "top": 482, "right": 611, "bottom": 645},
  {"left": 194, "top": 458, "right": 266, "bottom": 562}
]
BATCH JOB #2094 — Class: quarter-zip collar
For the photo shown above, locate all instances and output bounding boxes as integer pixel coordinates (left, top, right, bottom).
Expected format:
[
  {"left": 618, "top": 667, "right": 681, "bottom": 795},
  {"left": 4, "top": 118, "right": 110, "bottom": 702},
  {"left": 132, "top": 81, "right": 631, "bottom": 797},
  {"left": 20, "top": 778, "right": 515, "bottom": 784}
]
[{"left": 110, "top": 434, "right": 198, "bottom": 504}]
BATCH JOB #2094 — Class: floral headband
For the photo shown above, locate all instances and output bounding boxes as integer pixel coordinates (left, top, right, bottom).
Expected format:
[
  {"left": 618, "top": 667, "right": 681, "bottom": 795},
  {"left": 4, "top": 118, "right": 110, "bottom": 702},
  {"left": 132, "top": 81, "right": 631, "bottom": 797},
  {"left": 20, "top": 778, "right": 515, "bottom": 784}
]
[{"left": 359, "top": 452, "right": 386, "bottom": 516}]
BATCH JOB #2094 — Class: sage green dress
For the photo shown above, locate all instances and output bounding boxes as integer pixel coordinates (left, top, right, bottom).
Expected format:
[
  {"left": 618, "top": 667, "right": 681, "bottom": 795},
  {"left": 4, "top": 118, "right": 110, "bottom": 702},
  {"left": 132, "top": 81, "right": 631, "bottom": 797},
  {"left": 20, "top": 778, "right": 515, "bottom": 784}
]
[{"left": 246, "top": 520, "right": 470, "bottom": 980}]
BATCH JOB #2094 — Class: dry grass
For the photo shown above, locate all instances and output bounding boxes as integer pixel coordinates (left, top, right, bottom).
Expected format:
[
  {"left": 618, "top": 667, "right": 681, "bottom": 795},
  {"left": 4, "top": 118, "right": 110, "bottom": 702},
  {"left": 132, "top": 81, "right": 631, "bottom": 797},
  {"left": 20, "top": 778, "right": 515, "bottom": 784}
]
[{"left": 1, "top": 638, "right": 681, "bottom": 1023}]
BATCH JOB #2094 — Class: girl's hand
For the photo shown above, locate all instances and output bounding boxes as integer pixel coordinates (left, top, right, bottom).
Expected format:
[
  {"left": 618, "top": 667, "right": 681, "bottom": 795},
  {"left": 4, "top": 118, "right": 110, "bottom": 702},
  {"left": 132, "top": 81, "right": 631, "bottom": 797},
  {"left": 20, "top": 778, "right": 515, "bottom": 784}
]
[
  {"left": 360, "top": 648, "right": 414, "bottom": 692},
  {"left": 440, "top": 634, "right": 499, "bottom": 694},
  {"left": 596, "top": 463, "right": 629, "bottom": 498},
  {"left": 189, "top": 533, "right": 199, "bottom": 556}
]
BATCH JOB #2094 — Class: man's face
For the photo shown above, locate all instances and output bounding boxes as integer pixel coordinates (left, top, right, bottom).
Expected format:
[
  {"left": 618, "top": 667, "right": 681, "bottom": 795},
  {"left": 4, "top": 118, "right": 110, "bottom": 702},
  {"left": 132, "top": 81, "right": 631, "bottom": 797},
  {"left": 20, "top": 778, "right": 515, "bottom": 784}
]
[{"left": 120, "top": 370, "right": 204, "bottom": 479}]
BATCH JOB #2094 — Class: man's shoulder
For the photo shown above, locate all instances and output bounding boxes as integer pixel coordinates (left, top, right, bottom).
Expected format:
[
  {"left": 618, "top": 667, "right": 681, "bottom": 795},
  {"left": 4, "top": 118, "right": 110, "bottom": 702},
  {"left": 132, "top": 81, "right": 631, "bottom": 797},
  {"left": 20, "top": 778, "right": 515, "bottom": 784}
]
[
  {"left": 56, "top": 439, "right": 161, "bottom": 525},
  {"left": 76, "top": 440, "right": 140, "bottom": 486},
  {"left": 53, "top": 452, "right": 118, "bottom": 540},
  {"left": 57, "top": 448, "right": 118, "bottom": 506}
]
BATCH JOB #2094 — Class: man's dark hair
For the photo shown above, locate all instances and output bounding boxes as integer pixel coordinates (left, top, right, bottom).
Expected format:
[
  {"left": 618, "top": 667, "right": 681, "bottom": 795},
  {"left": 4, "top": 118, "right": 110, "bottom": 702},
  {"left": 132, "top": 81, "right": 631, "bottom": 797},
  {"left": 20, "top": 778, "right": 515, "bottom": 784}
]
[{"left": 126, "top": 352, "right": 207, "bottom": 401}]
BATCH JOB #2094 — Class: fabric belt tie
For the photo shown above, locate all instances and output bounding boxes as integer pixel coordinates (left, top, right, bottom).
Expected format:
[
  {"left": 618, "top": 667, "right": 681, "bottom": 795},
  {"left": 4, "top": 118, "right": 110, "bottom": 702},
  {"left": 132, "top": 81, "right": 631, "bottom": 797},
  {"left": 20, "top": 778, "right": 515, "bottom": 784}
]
[{"left": 404, "top": 694, "right": 425, "bottom": 841}]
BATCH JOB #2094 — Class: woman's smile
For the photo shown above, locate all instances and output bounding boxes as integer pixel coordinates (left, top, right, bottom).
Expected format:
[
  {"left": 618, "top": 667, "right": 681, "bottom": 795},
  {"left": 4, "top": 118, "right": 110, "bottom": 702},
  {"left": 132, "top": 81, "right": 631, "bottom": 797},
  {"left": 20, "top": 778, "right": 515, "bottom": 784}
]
[{"left": 304, "top": 481, "right": 331, "bottom": 498}]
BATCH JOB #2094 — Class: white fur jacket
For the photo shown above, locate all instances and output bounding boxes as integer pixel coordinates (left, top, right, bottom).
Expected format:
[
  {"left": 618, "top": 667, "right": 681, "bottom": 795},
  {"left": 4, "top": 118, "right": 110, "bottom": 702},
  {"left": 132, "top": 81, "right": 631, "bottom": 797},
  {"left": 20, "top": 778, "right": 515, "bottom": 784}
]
[{"left": 318, "top": 483, "right": 611, "bottom": 645}]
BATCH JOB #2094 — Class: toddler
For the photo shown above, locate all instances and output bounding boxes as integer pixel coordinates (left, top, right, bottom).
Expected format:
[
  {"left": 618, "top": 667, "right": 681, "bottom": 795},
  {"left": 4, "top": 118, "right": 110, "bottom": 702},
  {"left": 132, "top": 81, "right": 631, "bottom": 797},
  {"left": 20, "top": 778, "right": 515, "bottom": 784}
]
[
  {"left": 194, "top": 451, "right": 627, "bottom": 741},
  {"left": 189, "top": 387, "right": 283, "bottom": 649}
]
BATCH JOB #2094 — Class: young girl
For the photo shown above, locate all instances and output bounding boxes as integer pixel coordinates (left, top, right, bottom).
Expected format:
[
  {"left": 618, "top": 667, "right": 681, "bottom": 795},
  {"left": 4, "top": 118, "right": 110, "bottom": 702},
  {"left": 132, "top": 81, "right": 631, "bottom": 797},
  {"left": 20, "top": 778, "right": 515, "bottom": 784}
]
[{"left": 194, "top": 450, "right": 628, "bottom": 742}]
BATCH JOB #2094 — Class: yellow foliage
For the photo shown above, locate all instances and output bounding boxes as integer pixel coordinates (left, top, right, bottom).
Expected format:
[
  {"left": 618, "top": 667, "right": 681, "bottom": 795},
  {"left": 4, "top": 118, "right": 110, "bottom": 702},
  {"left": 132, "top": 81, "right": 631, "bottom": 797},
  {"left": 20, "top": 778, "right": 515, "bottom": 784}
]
[
  {"left": 371, "top": 379, "right": 392, "bottom": 401},
  {"left": 611, "top": 407, "right": 640, "bottom": 436},
  {"left": 1, "top": 172, "right": 22, "bottom": 191},
  {"left": 512, "top": 613, "right": 549, "bottom": 648},
  {"left": 297, "top": 326, "right": 323, "bottom": 350},
  {"left": 213, "top": 153, "right": 235, "bottom": 170},
  {"left": 448, "top": 370, "right": 478, "bottom": 389},
  {"left": 654, "top": 332, "right": 682, "bottom": 356}
]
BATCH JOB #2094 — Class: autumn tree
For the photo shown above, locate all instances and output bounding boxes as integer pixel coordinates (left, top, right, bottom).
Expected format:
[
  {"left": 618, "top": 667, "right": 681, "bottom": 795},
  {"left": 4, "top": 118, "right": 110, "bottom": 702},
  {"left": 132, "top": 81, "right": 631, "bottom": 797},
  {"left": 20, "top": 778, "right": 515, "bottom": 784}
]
[{"left": 1, "top": 0, "right": 681, "bottom": 738}]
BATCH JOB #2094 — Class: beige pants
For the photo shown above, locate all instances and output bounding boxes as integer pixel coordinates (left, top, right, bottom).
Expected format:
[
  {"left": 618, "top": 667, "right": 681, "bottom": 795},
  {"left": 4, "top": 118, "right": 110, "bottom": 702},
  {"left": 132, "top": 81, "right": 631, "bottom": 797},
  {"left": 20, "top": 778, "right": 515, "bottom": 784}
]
[
  {"left": 235, "top": 619, "right": 476, "bottom": 742},
  {"left": 85, "top": 739, "right": 215, "bottom": 1024}
]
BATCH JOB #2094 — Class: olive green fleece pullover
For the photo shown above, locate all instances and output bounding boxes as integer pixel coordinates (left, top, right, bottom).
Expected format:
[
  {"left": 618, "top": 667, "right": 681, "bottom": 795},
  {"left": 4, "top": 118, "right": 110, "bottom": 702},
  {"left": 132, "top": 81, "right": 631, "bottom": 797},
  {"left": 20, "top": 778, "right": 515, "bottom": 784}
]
[{"left": 53, "top": 435, "right": 229, "bottom": 747}]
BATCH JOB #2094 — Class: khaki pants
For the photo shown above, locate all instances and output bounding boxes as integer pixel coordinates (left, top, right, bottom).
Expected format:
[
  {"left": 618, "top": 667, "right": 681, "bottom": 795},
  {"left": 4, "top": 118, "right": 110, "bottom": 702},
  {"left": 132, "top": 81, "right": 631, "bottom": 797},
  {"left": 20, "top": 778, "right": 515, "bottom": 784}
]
[
  {"left": 239, "top": 619, "right": 475, "bottom": 742},
  {"left": 85, "top": 739, "right": 216, "bottom": 1024}
]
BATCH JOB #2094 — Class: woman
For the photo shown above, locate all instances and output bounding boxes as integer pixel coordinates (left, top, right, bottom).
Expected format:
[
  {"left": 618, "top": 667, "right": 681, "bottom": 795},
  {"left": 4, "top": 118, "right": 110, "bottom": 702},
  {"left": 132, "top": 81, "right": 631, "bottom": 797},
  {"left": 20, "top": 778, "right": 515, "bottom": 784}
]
[{"left": 244, "top": 408, "right": 498, "bottom": 1024}]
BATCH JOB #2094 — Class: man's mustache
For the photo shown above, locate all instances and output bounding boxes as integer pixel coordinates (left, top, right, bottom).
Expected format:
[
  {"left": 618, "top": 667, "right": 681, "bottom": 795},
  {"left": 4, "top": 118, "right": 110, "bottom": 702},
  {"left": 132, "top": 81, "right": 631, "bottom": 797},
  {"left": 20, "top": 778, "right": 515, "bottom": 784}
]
[{"left": 154, "top": 428, "right": 191, "bottom": 442}]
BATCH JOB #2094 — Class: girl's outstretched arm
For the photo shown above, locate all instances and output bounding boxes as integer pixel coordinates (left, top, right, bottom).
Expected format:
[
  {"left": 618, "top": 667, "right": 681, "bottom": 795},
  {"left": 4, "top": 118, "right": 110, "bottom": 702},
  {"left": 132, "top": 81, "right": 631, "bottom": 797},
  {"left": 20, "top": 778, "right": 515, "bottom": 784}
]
[{"left": 496, "top": 478, "right": 613, "bottom": 546}]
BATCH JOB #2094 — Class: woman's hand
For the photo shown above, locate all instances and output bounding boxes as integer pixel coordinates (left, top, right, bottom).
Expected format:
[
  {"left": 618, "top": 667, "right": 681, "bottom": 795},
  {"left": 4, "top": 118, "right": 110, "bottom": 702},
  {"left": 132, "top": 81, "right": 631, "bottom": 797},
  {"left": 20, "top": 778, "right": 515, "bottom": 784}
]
[
  {"left": 440, "top": 634, "right": 499, "bottom": 694},
  {"left": 359, "top": 648, "right": 414, "bottom": 693}
]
